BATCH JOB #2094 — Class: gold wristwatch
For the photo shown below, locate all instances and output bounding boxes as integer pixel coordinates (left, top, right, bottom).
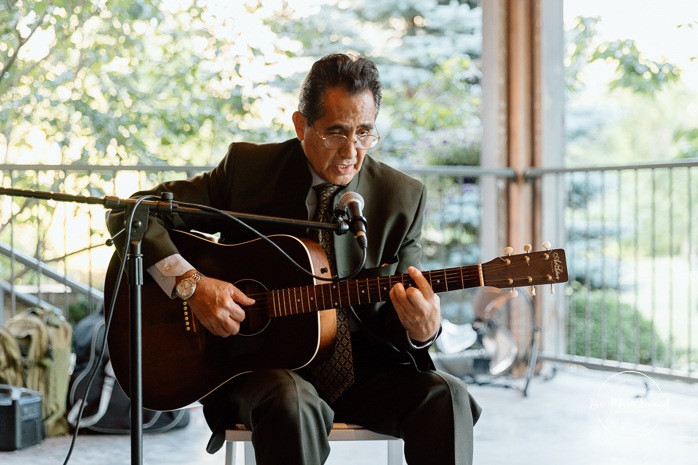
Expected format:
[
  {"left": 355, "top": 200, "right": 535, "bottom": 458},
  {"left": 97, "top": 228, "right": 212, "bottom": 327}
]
[{"left": 175, "top": 271, "right": 202, "bottom": 300}]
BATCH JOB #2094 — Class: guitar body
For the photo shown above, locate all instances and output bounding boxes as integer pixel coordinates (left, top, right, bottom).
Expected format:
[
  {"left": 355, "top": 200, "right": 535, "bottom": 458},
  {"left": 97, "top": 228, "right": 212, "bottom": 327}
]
[{"left": 104, "top": 230, "right": 336, "bottom": 411}]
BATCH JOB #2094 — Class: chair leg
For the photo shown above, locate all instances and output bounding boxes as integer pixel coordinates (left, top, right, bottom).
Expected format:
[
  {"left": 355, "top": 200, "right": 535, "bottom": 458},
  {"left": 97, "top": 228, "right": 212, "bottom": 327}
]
[
  {"left": 244, "top": 441, "right": 256, "bottom": 465},
  {"left": 387, "top": 439, "right": 402, "bottom": 465},
  {"left": 225, "top": 440, "right": 234, "bottom": 465}
]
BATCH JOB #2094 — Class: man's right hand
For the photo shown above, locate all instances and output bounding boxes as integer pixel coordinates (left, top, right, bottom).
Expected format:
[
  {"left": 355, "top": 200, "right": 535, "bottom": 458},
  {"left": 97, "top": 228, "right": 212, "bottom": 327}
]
[{"left": 185, "top": 276, "right": 255, "bottom": 337}]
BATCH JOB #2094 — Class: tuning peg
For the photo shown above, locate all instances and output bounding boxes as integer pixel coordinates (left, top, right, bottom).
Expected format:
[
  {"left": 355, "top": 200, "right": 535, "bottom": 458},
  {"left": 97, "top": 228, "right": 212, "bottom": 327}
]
[
  {"left": 542, "top": 241, "right": 551, "bottom": 250},
  {"left": 527, "top": 276, "right": 537, "bottom": 296},
  {"left": 509, "top": 289, "right": 519, "bottom": 298},
  {"left": 502, "top": 246, "right": 514, "bottom": 265},
  {"left": 521, "top": 244, "right": 533, "bottom": 266}
]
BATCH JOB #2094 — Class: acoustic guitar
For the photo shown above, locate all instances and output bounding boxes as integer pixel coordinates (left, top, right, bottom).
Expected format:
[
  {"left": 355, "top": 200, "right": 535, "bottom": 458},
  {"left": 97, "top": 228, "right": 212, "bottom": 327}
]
[{"left": 104, "top": 229, "right": 568, "bottom": 410}]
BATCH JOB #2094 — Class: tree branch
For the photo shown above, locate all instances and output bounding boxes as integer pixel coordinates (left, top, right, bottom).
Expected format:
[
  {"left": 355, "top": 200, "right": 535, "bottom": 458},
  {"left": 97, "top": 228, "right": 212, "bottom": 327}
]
[{"left": 0, "top": 1, "right": 56, "bottom": 88}]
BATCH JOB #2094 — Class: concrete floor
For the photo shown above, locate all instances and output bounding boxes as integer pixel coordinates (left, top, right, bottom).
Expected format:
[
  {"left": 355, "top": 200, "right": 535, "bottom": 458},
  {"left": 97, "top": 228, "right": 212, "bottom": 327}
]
[{"left": 2, "top": 366, "right": 697, "bottom": 465}]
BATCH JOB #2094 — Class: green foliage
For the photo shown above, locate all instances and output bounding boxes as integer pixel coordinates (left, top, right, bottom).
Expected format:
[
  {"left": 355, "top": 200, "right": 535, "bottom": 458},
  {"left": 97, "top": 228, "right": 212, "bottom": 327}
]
[
  {"left": 564, "top": 15, "right": 695, "bottom": 169},
  {"left": 385, "top": 55, "right": 482, "bottom": 165},
  {"left": 592, "top": 39, "right": 681, "bottom": 95},
  {"left": 568, "top": 288, "right": 666, "bottom": 366},
  {"left": 564, "top": 16, "right": 601, "bottom": 93},
  {"left": 566, "top": 16, "right": 682, "bottom": 96},
  {"left": 1, "top": 0, "right": 483, "bottom": 169},
  {"left": 0, "top": 0, "right": 301, "bottom": 168},
  {"left": 674, "top": 128, "right": 698, "bottom": 159},
  {"left": 67, "top": 299, "right": 99, "bottom": 326},
  {"left": 421, "top": 179, "right": 480, "bottom": 270}
]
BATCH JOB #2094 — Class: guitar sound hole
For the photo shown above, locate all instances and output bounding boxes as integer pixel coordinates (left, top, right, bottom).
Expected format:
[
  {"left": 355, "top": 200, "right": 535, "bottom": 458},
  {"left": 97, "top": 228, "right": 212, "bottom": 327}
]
[{"left": 235, "top": 279, "right": 270, "bottom": 336}]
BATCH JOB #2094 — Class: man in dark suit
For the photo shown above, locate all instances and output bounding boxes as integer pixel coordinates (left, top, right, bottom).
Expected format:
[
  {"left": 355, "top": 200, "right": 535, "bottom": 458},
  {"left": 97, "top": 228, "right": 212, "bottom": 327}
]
[{"left": 108, "top": 53, "right": 480, "bottom": 464}]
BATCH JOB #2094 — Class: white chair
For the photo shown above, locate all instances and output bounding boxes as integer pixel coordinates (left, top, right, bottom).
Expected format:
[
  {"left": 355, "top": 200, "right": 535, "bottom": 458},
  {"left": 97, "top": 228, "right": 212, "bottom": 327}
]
[{"left": 224, "top": 422, "right": 403, "bottom": 465}]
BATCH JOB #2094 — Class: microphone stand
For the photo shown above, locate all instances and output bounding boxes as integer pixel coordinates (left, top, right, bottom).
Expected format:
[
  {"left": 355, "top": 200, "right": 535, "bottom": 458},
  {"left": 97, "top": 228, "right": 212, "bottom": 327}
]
[{"left": 0, "top": 186, "right": 350, "bottom": 465}]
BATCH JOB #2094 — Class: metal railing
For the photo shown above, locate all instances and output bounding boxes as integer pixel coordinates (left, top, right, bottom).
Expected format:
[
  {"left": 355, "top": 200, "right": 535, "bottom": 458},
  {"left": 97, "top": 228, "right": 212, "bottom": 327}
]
[
  {"left": 527, "top": 160, "right": 698, "bottom": 382},
  {"left": 1, "top": 160, "right": 697, "bottom": 382}
]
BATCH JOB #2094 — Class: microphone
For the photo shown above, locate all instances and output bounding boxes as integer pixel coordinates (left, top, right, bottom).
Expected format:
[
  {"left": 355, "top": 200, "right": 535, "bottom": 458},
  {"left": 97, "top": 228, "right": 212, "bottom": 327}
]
[{"left": 336, "top": 191, "right": 368, "bottom": 249}]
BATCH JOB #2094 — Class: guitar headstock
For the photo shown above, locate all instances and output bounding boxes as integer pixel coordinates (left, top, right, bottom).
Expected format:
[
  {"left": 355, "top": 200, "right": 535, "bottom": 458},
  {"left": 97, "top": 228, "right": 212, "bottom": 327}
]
[{"left": 482, "top": 245, "right": 568, "bottom": 291}]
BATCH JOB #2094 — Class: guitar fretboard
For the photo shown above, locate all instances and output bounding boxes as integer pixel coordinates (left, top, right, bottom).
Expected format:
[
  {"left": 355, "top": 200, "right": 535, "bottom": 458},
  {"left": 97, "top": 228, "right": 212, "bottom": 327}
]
[
  {"left": 261, "top": 265, "right": 482, "bottom": 317},
  {"left": 253, "top": 247, "right": 568, "bottom": 318}
]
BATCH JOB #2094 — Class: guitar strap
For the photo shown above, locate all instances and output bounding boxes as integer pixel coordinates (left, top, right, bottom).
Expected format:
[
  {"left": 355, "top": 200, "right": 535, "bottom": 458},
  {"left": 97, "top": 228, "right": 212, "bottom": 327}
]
[{"left": 305, "top": 184, "right": 355, "bottom": 403}]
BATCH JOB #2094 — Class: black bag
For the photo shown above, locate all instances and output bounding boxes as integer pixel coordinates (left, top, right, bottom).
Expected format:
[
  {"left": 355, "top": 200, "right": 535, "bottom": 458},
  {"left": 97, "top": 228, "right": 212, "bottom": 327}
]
[{"left": 67, "top": 312, "right": 190, "bottom": 434}]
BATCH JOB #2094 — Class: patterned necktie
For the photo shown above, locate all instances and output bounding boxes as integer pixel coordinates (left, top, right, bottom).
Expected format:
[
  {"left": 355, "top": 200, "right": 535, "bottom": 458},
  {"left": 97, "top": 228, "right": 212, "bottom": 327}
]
[{"left": 307, "top": 184, "right": 355, "bottom": 403}]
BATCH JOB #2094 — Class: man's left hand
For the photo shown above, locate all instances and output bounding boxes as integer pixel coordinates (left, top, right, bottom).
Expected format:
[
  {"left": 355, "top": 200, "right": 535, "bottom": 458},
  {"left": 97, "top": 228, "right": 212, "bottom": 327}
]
[{"left": 389, "top": 266, "right": 441, "bottom": 343}]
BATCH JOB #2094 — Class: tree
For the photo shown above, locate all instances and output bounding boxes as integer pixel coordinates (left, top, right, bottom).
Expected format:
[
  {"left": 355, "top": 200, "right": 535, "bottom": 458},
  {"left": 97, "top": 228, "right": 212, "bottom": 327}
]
[
  {"left": 1, "top": 0, "right": 305, "bottom": 297},
  {"left": 270, "top": 0, "right": 483, "bottom": 165}
]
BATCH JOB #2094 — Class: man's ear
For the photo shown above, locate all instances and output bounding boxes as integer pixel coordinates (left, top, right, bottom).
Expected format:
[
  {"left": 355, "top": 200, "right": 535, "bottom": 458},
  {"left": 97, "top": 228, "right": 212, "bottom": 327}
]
[{"left": 292, "top": 111, "right": 306, "bottom": 140}]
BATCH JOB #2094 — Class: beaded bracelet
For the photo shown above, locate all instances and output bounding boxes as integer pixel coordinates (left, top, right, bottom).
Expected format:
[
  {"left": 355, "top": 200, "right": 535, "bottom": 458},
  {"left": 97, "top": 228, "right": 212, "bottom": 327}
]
[{"left": 182, "top": 300, "right": 197, "bottom": 332}]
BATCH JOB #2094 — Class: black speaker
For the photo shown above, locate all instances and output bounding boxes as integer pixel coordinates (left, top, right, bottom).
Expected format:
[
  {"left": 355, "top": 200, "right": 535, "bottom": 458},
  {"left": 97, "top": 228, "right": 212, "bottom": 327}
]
[{"left": 0, "top": 384, "right": 44, "bottom": 451}]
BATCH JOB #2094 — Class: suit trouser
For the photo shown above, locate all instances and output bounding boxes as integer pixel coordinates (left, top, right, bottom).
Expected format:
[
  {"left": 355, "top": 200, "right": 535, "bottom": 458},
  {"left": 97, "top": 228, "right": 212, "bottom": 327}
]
[{"left": 202, "top": 365, "right": 481, "bottom": 465}]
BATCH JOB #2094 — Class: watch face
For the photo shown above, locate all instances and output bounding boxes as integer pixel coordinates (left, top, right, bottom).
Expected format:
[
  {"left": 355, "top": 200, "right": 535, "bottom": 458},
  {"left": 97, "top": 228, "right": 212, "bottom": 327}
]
[{"left": 177, "top": 280, "right": 195, "bottom": 299}]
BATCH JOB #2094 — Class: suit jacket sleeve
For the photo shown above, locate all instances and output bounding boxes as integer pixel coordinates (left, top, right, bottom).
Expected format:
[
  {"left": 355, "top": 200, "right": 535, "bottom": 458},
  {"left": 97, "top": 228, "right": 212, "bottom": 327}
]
[{"left": 105, "top": 139, "right": 311, "bottom": 268}]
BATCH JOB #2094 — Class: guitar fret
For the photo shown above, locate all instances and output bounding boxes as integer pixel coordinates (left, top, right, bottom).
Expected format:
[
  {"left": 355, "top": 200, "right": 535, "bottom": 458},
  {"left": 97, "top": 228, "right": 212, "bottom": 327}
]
[
  {"left": 286, "top": 289, "right": 293, "bottom": 315},
  {"left": 324, "top": 284, "right": 332, "bottom": 308},
  {"left": 276, "top": 289, "right": 283, "bottom": 316},
  {"left": 340, "top": 281, "right": 347, "bottom": 306},
  {"left": 333, "top": 284, "right": 341, "bottom": 307},
  {"left": 298, "top": 286, "right": 304, "bottom": 314},
  {"left": 437, "top": 270, "right": 444, "bottom": 290},
  {"left": 307, "top": 285, "right": 314, "bottom": 313},
  {"left": 296, "top": 287, "right": 304, "bottom": 314},
  {"left": 276, "top": 289, "right": 284, "bottom": 317},
  {"left": 281, "top": 289, "right": 290, "bottom": 316},
  {"left": 299, "top": 286, "right": 308, "bottom": 314},
  {"left": 348, "top": 280, "right": 356, "bottom": 305},
  {"left": 271, "top": 289, "right": 278, "bottom": 317},
  {"left": 270, "top": 290, "right": 278, "bottom": 317},
  {"left": 367, "top": 277, "right": 377, "bottom": 303},
  {"left": 309, "top": 284, "right": 317, "bottom": 312},
  {"left": 277, "top": 289, "right": 286, "bottom": 316},
  {"left": 426, "top": 271, "right": 433, "bottom": 288}
]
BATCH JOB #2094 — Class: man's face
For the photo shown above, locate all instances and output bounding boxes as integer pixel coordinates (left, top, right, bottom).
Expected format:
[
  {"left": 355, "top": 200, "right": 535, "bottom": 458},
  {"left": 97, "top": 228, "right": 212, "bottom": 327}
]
[{"left": 293, "top": 87, "right": 377, "bottom": 186}]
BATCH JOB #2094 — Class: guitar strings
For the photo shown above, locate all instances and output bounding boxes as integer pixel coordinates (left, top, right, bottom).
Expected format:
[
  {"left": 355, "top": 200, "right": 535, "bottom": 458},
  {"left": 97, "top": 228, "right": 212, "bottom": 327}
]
[{"left": 242, "top": 254, "right": 560, "bottom": 316}]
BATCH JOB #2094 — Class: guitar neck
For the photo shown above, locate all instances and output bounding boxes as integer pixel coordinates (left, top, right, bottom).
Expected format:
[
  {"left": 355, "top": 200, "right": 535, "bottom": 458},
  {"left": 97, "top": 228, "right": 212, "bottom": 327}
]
[
  {"left": 258, "top": 247, "right": 568, "bottom": 318},
  {"left": 260, "top": 265, "right": 482, "bottom": 318}
]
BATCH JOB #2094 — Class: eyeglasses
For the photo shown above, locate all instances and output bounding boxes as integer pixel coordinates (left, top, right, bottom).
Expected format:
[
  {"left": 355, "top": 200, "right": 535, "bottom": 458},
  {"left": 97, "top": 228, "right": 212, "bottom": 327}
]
[{"left": 311, "top": 126, "right": 381, "bottom": 150}]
